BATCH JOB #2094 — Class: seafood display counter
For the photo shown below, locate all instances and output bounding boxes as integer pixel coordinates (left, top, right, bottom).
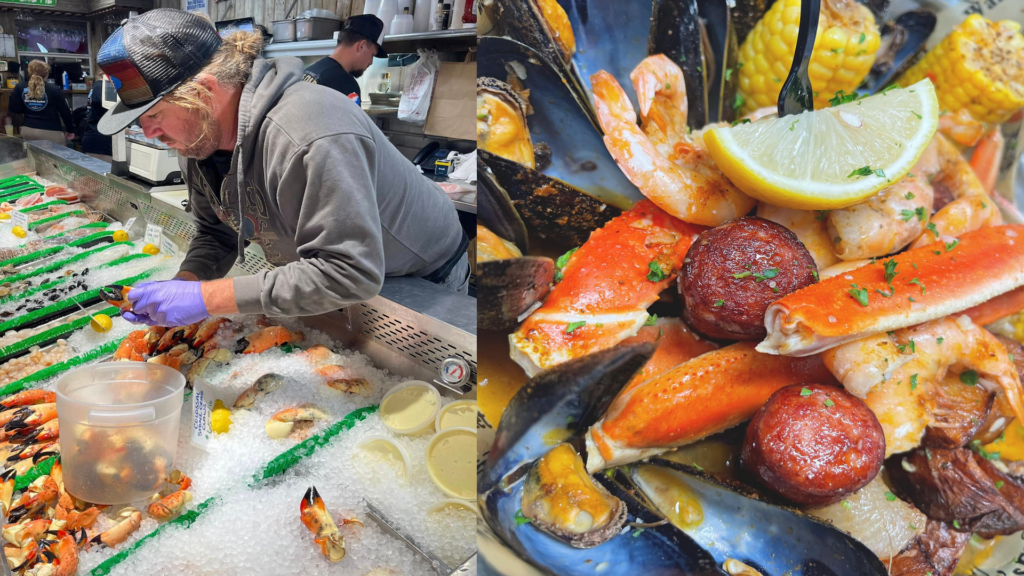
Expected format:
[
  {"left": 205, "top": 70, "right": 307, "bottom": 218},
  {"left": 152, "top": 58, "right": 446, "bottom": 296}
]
[
  {"left": 0, "top": 138, "right": 477, "bottom": 576},
  {"left": 478, "top": 1, "right": 1024, "bottom": 576}
]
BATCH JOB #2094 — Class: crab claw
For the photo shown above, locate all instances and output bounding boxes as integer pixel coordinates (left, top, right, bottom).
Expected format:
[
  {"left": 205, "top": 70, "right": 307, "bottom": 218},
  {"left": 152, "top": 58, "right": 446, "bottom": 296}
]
[{"left": 299, "top": 486, "right": 346, "bottom": 562}]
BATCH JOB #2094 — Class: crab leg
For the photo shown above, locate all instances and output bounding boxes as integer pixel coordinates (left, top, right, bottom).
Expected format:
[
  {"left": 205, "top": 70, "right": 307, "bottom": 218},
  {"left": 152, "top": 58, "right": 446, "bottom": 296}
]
[
  {"left": 510, "top": 200, "right": 705, "bottom": 376},
  {"left": 758, "top": 225, "right": 1024, "bottom": 357},
  {"left": 0, "top": 390, "right": 54, "bottom": 410},
  {"left": 964, "top": 286, "right": 1024, "bottom": 326},
  {"left": 89, "top": 508, "right": 141, "bottom": 548},
  {"left": 585, "top": 342, "right": 838, "bottom": 472},
  {"left": 3, "top": 404, "right": 56, "bottom": 433},
  {"left": 615, "top": 318, "right": 718, "bottom": 397},
  {"left": 190, "top": 317, "right": 230, "bottom": 348},
  {"left": 240, "top": 326, "right": 304, "bottom": 354}
]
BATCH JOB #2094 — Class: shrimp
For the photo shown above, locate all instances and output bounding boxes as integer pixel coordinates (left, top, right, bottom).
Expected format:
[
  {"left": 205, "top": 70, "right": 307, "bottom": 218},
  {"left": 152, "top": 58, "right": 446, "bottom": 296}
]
[
  {"left": 911, "top": 195, "right": 1001, "bottom": 248},
  {"left": 938, "top": 109, "right": 984, "bottom": 147},
  {"left": 970, "top": 128, "right": 1004, "bottom": 194},
  {"left": 756, "top": 203, "right": 840, "bottom": 270},
  {"left": 591, "top": 59, "right": 755, "bottom": 227},
  {"left": 631, "top": 54, "right": 689, "bottom": 146},
  {"left": 821, "top": 333, "right": 911, "bottom": 398},
  {"left": 827, "top": 177, "right": 934, "bottom": 260}
]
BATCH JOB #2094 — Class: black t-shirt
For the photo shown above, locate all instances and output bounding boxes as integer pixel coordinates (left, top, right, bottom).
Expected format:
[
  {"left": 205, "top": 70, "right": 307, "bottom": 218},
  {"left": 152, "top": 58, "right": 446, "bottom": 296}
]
[
  {"left": 200, "top": 150, "right": 234, "bottom": 196},
  {"left": 81, "top": 85, "right": 112, "bottom": 155},
  {"left": 9, "top": 82, "right": 74, "bottom": 133},
  {"left": 302, "top": 57, "right": 362, "bottom": 105}
]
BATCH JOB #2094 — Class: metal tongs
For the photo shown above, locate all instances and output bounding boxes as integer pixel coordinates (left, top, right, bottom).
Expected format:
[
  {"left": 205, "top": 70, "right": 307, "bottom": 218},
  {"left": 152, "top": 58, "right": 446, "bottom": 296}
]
[{"left": 364, "top": 499, "right": 475, "bottom": 576}]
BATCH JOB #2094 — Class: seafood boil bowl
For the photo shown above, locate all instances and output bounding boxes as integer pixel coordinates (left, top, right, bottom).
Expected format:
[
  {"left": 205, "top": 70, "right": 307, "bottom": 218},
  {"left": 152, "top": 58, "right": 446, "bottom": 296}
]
[{"left": 55, "top": 362, "right": 185, "bottom": 504}]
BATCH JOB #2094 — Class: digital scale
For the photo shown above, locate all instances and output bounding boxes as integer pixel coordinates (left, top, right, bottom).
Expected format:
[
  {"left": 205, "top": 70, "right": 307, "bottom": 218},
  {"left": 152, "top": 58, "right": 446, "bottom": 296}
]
[{"left": 100, "top": 75, "right": 183, "bottom": 188}]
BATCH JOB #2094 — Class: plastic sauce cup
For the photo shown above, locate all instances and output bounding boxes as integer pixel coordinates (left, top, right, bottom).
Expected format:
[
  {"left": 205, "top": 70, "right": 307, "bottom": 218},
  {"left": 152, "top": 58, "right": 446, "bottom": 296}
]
[{"left": 379, "top": 380, "right": 441, "bottom": 436}]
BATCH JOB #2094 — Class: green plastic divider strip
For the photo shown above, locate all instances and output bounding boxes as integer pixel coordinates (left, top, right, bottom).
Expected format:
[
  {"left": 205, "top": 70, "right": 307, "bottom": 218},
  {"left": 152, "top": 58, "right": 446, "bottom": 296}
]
[
  {"left": 0, "top": 268, "right": 154, "bottom": 335},
  {"left": 0, "top": 305, "right": 120, "bottom": 359},
  {"left": 48, "top": 222, "right": 108, "bottom": 239},
  {"left": 0, "top": 188, "right": 45, "bottom": 204},
  {"left": 88, "top": 405, "right": 380, "bottom": 575},
  {"left": 0, "top": 245, "right": 64, "bottom": 269},
  {"left": 0, "top": 338, "right": 123, "bottom": 398},
  {"left": 0, "top": 241, "right": 132, "bottom": 286},
  {"left": 0, "top": 175, "right": 37, "bottom": 187},
  {"left": 28, "top": 211, "right": 83, "bottom": 231},
  {"left": 66, "top": 230, "right": 116, "bottom": 247},
  {"left": 15, "top": 455, "right": 55, "bottom": 491},
  {"left": 89, "top": 496, "right": 218, "bottom": 576},
  {"left": 19, "top": 200, "right": 67, "bottom": 213},
  {"left": 0, "top": 253, "right": 152, "bottom": 309}
]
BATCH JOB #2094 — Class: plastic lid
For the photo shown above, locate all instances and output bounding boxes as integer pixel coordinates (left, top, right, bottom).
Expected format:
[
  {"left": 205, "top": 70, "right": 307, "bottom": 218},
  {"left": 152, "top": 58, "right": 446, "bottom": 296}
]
[
  {"left": 427, "top": 499, "right": 476, "bottom": 514},
  {"left": 435, "top": 400, "right": 478, "bottom": 431},
  {"left": 426, "top": 426, "right": 476, "bottom": 500},
  {"left": 356, "top": 435, "right": 411, "bottom": 480}
]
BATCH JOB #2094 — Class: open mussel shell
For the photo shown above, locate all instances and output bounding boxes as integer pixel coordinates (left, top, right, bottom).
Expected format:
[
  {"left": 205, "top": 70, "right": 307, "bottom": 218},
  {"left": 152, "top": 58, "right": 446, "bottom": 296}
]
[
  {"left": 648, "top": 0, "right": 708, "bottom": 130},
  {"left": 698, "top": 0, "right": 735, "bottom": 123},
  {"left": 862, "top": 10, "right": 937, "bottom": 95},
  {"left": 478, "top": 37, "right": 644, "bottom": 210},
  {"left": 628, "top": 458, "right": 889, "bottom": 575},
  {"left": 482, "top": 454, "right": 728, "bottom": 575},
  {"left": 479, "top": 155, "right": 530, "bottom": 254},
  {"left": 478, "top": 257, "right": 553, "bottom": 331},
  {"left": 480, "top": 342, "right": 655, "bottom": 492}
]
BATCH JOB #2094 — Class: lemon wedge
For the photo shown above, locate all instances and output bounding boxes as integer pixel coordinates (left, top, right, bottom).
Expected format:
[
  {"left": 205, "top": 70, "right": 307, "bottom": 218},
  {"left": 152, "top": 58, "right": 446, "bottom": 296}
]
[
  {"left": 90, "top": 314, "right": 113, "bottom": 333},
  {"left": 705, "top": 79, "right": 939, "bottom": 210},
  {"left": 11, "top": 226, "right": 26, "bottom": 238},
  {"left": 142, "top": 243, "right": 160, "bottom": 255},
  {"left": 0, "top": 213, "right": 9, "bottom": 221},
  {"left": 211, "top": 399, "right": 232, "bottom": 434},
  {"left": 112, "top": 230, "right": 129, "bottom": 242}
]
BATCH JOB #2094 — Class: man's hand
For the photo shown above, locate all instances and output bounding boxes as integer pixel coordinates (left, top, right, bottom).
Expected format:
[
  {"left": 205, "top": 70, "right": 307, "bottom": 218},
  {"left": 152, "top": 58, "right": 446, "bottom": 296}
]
[
  {"left": 174, "top": 271, "right": 200, "bottom": 282},
  {"left": 123, "top": 280, "right": 210, "bottom": 326}
]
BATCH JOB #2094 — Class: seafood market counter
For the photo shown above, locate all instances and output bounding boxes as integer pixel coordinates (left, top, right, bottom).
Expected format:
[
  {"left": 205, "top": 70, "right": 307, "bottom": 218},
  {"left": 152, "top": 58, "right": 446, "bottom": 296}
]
[{"left": 0, "top": 138, "right": 478, "bottom": 575}]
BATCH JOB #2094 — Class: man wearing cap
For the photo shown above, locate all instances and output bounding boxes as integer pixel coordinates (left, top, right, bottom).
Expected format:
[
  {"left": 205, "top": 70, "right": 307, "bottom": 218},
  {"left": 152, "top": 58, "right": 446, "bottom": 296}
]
[
  {"left": 302, "top": 14, "right": 386, "bottom": 106},
  {"left": 96, "top": 9, "right": 468, "bottom": 327}
]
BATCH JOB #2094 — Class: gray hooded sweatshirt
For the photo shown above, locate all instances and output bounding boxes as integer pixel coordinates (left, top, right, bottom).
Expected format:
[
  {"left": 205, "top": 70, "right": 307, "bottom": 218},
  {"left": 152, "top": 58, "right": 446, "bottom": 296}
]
[{"left": 178, "top": 56, "right": 463, "bottom": 316}]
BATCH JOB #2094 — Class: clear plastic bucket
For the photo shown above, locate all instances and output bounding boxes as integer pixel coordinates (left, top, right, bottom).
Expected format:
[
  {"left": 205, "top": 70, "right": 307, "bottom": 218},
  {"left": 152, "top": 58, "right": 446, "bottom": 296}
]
[{"left": 56, "top": 361, "right": 185, "bottom": 504}]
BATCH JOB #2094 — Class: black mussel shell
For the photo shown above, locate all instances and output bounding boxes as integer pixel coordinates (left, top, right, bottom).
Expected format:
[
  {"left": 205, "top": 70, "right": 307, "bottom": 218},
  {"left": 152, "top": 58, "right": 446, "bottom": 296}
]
[
  {"left": 649, "top": 0, "right": 708, "bottom": 130},
  {"left": 479, "top": 163, "right": 529, "bottom": 255},
  {"left": 863, "top": 10, "right": 937, "bottom": 95},
  {"left": 478, "top": 257, "right": 553, "bottom": 332}
]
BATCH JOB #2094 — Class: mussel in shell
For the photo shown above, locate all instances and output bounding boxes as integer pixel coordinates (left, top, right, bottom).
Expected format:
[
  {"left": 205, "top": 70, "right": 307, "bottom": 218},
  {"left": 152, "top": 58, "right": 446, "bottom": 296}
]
[
  {"left": 862, "top": 10, "right": 937, "bottom": 95},
  {"left": 520, "top": 442, "right": 626, "bottom": 548},
  {"left": 478, "top": 78, "right": 536, "bottom": 169}
]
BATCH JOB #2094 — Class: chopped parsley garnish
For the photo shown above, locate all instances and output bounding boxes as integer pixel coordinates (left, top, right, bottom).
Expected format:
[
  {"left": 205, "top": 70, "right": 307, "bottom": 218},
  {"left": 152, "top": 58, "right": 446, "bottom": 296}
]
[
  {"left": 970, "top": 439, "right": 1000, "bottom": 460},
  {"left": 1011, "top": 354, "right": 1015, "bottom": 362},
  {"left": 933, "top": 250, "right": 942, "bottom": 255},
  {"left": 883, "top": 259, "right": 898, "bottom": 284},
  {"left": 876, "top": 168, "right": 887, "bottom": 179},
  {"left": 752, "top": 268, "right": 780, "bottom": 282},
  {"left": 848, "top": 166, "right": 874, "bottom": 178},
  {"left": 900, "top": 209, "right": 916, "bottom": 221},
  {"left": 632, "top": 529, "right": 644, "bottom": 537},
  {"left": 859, "top": 32, "right": 866, "bottom": 43},
  {"left": 644, "top": 314, "right": 658, "bottom": 326},
  {"left": 901, "top": 206, "right": 926, "bottom": 222},
  {"left": 824, "top": 398, "right": 835, "bottom": 408},
  {"left": 831, "top": 48, "right": 844, "bottom": 54},
  {"left": 909, "top": 524, "right": 917, "bottom": 530},
  {"left": 856, "top": 49, "right": 866, "bottom": 55},
  {"left": 912, "top": 111, "right": 922, "bottom": 119},
  {"left": 843, "top": 500, "right": 851, "bottom": 509},
  {"left": 477, "top": 112, "right": 488, "bottom": 120},
  {"left": 885, "top": 491, "right": 897, "bottom": 502},
  {"left": 800, "top": 387, "right": 813, "bottom": 397},
  {"left": 945, "top": 239, "right": 959, "bottom": 252},
  {"left": 905, "top": 191, "right": 915, "bottom": 200},
  {"left": 926, "top": 222, "right": 939, "bottom": 238},
  {"left": 665, "top": 83, "right": 671, "bottom": 90},
  {"left": 566, "top": 416, "right": 574, "bottom": 424},
  {"left": 953, "top": 520, "right": 961, "bottom": 529},
  {"left": 565, "top": 321, "right": 587, "bottom": 334},
  {"left": 647, "top": 261, "right": 667, "bottom": 282},
  {"left": 692, "top": 463, "right": 704, "bottom": 472},
  {"left": 910, "top": 374, "right": 918, "bottom": 390},
  {"left": 848, "top": 284, "right": 870, "bottom": 307},
  {"left": 908, "top": 277, "right": 925, "bottom": 294},
  {"left": 909, "top": 296, "right": 916, "bottom": 302},
  {"left": 790, "top": 119, "right": 799, "bottom": 131},
  {"left": 815, "top": 210, "right": 830, "bottom": 222},
  {"left": 554, "top": 247, "right": 579, "bottom": 282},
  {"left": 714, "top": 299, "right": 724, "bottom": 307},
  {"left": 515, "top": 510, "right": 531, "bottom": 525},
  {"left": 733, "top": 271, "right": 752, "bottom": 279},
  {"left": 982, "top": 201, "right": 987, "bottom": 208},
  {"left": 880, "top": 84, "right": 899, "bottom": 95},
  {"left": 811, "top": 269, "right": 819, "bottom": 281},
  {"left": 912, "top": 262, "right": 918, "bottom": 269},
  {"left": 724, "top": 68, "right": 733, "bottom": 81},
  {"left": 733, "top": 94, "right": 745, "bottom": 111},
  {"left": 960, "top": 370, "right": 979, "bottom": 386},
  {"left": 829, "top": 90, "right": 860, "bottom": 107},
  {"left": 997, "top": 481, "right": 1006, "bottom": 489},
  {"left": 937, "top": 337, "right": 944, "bottom": 345},
  {"left": 731, "top": 118, "right": 751, "bottom": 126},
  {"left": 876, "top": 287, "right": 894, "bottom": 298}
]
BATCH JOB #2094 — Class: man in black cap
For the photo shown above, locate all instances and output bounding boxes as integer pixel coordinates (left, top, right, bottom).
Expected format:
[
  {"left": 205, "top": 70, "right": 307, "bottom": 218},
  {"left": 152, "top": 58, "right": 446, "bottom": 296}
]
[
  {"left": 95, "top": 9, "right": 466, "bottom": 327},
  {"left": 302, "top": 14, "right": 387, "bottom": 106}
]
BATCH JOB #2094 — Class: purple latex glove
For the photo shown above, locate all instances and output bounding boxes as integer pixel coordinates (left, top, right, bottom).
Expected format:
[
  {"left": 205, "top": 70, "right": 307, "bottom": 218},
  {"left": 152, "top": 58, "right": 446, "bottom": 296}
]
[{"left": 123, "top": 280, "right": 210, "bottom": 327}]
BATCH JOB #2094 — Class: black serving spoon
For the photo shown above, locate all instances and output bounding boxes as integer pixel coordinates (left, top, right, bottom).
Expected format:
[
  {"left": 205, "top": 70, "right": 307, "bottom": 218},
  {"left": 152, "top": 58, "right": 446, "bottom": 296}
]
[{"left": 778, "top": 0, "right": 821, "bottom": 116}]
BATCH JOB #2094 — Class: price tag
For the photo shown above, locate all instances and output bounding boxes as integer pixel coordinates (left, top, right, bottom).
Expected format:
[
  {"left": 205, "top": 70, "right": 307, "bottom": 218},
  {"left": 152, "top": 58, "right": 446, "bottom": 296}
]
[
  {"left": 11, "top": 211, "right": 27, "bottom": 229},
  {"left": 159, "top": 235, "right": 179, "bottom": 257},
  {"left": 144, "top": 223, "right": 162, "bottom": 246},
  {"left": 123, "top": 217, "right": 136, "bottom": 233}
]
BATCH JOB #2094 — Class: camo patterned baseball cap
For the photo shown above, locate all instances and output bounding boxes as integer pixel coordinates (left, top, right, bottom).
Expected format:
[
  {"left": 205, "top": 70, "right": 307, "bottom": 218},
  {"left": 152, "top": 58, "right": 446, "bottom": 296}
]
[{"left": 97, "top": 9, "right": 222, "bottom": 135}]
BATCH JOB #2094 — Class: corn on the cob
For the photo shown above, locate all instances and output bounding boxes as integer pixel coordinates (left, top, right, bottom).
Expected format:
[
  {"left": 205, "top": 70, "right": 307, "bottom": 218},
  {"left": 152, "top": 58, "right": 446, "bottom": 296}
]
[
  {"left": 735, "top": 0, "right": 880, "bottom": 114},
  {"left": 897, "top": 15, "right": 1024, "bottom": 125}
]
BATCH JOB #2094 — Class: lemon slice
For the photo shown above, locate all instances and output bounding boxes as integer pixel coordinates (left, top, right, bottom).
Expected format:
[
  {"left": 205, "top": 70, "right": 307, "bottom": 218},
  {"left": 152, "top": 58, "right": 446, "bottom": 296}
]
[
  {"left": 90, "top": 313, "right": 113, "bottom": 333},
  {"left": 11, "top": 226, "right": 26, "bottom": 238},
  {"left": 0, "top": 213, "right": 9, "bottom": 221},
  {"left": 142, "top": 243, "right": 160, "bottom": 255},
  {"left": 705, "top": 79, "right": 939, "bottom": 210},
  {"left": 112, "top": 230, "right": 129, "bottom": 242}
]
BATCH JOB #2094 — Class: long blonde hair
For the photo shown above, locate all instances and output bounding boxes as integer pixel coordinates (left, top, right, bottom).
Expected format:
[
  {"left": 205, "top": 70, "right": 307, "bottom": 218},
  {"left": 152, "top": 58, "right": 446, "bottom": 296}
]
[
  {"left": 165, "top": 31, "right": 264, "bottom": 115},
  {"left": 27, "top": 60, "right": 48, "bottom": 100}
]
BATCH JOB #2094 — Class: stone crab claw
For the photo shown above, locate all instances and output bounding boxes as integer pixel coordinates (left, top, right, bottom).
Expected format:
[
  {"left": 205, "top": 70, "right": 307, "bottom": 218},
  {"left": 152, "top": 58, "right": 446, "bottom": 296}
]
[
  {"left": 300, "top": 486, "right": 346, "bottom": 563},
  {"left": 98, "top": 285, "right": 131, "bottom": 311}
]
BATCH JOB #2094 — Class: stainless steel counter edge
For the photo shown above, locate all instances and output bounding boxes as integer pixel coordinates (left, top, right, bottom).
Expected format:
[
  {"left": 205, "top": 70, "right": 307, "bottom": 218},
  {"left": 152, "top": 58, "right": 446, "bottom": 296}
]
[{"left": 23, "top": 140, "right": 477, "bottom": 386}]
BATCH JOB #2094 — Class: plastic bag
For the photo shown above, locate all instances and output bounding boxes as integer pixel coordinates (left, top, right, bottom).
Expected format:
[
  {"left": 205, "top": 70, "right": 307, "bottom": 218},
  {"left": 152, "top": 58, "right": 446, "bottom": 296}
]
[{"left": 398, "top": 49, "right": 439, "bottom": 125}]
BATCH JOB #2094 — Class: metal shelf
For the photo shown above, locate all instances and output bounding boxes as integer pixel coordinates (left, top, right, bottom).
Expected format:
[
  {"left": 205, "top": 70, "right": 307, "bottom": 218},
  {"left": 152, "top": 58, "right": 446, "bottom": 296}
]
[{"left": 262, "top": 28, "right": 476, "bottom": 58}]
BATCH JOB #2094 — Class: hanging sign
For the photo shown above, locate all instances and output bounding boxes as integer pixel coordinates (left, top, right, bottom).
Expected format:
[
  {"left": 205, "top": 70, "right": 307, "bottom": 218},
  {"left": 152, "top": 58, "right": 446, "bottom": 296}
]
[
  {"left": 0, "top": 0, "right": 56, "bottom": 6},
  {"left": 185, "top": 0, "right": 209, "bottom": 16}
]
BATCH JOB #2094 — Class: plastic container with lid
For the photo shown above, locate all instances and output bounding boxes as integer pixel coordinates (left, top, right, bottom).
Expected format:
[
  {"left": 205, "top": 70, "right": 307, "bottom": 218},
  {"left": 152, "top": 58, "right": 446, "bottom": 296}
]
[
  {"left": 55, "top": 361, "right": 185, "bottom": 505},
  {"left": 435, "top": 399, "right": 478, "bottom": 431},
  {"left": 426, "top": 426, "right": 476, "bottom": 500},
  {"left": 379, "top": 380, "right": 440, "bottom": 435},
  {"left": 356, "top": 435, "right": 411, "bottom": 480}
]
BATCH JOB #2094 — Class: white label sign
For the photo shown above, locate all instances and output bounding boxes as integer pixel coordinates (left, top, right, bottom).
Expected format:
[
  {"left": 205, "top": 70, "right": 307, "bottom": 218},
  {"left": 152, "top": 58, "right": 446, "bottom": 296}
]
[
  {"left": 144, "top": 223, "right": 162, "bottom": 246},
  {"left": 190, "top": 383, "right": 212, "bottom": 449},
  {"left": 123, "top": 217, "right": 136, "bottom": 234},
  {"left": 185, "top": 0, "right": 209, "bottom": 15},
  {"left": 159, "top": 235, "right": 179, "bottom": 257},
  {"left": 11, "top": 210, "right": 27, "bottom": 229}
]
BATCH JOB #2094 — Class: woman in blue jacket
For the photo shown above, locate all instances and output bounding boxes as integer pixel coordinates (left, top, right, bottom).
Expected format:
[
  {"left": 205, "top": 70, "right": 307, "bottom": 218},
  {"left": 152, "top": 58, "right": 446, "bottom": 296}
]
[{"left": 9, "top": 60, "right": 74, "bottom": 144}]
